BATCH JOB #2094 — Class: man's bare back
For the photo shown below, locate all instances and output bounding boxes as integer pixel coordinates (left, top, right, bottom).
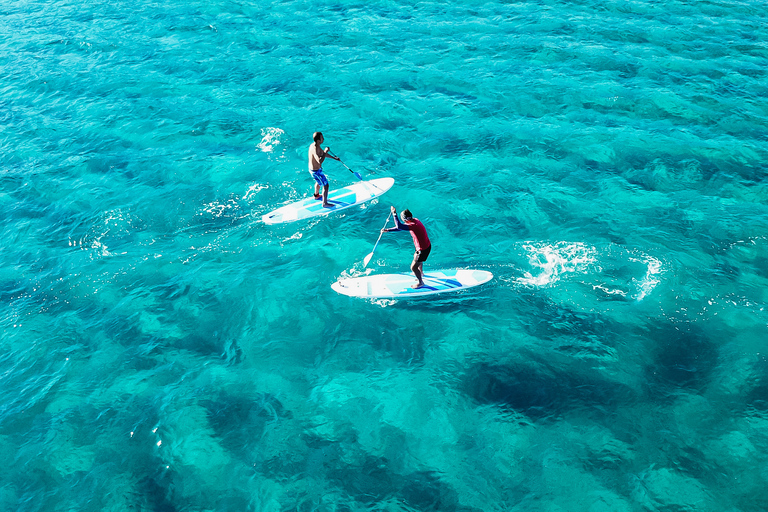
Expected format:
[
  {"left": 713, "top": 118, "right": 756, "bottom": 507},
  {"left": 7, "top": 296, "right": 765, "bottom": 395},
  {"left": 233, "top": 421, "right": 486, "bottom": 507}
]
[{"left": 307, "top": 132, "right": 339, "bottom": 207}]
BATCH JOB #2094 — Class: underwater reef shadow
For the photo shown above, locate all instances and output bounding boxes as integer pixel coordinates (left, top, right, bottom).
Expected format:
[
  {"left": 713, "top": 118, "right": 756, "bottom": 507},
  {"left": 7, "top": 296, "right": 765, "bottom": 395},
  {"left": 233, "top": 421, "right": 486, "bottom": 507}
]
[
  {"left": 461, "top": 357, "right": 638, "bottom": 422},
  {"left": 203, "top": 391, "right": 292, "bottom": 460},
  {"left": 642, "top": 320, "right": 719, "bottom": 400}
]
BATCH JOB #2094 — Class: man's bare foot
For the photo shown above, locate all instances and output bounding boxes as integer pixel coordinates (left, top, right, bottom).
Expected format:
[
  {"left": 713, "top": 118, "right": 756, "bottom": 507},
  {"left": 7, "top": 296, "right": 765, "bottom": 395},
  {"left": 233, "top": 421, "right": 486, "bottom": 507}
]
[
  {"left": 412, "top": 282, "right": 424, "bottom": 289},
  {"left": 322, "top": 202, "right": 333, "bottom": 208},
  {"left": 314, "top": 194, "right": 322, "bottom": 200}
]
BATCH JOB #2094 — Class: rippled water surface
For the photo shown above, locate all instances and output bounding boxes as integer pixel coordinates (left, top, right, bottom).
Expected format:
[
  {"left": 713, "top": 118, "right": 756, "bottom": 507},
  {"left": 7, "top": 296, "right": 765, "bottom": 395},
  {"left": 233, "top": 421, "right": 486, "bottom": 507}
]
[{"left": 2, "top": 0, "right": 767, "bottom": 510}]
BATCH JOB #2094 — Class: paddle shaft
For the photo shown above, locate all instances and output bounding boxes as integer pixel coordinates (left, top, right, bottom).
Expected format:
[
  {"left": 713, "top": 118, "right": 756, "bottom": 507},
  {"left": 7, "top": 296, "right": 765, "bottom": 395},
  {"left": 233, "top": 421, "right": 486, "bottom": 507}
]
[
  {"left": 327, "top": 150, "right": 363, "bottom": 181},
  {"left": 364, "top": 212, "right": 391, "bottom": 267}
]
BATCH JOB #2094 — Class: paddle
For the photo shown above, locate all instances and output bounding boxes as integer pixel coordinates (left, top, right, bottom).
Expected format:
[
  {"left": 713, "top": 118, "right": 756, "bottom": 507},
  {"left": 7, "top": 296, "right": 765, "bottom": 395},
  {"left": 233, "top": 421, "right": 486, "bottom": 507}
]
[
  {"left": 327, "top": 150, "right": 363, "bottom": 181},
  {"left": 326, "top": 149, "right": 388, "bottom": 194},
  {"left": 363, "top": 212, "right": 391, "bottom": 268}
]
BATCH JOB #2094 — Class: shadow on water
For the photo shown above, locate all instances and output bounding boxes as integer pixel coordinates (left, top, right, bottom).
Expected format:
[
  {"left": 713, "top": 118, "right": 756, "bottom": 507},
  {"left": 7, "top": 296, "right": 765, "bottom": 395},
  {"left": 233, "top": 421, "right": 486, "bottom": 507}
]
[
  {"left": 330, "top": 458, "right": 473, "bottom": 511},
  {"left": 462, "top": 359, "right": 637, "bottom": 422},
  {"left": 514, "top": 290, "right": 625, "bottom": 359},
  {"left": 257, "top": 428, "right": 481, "bottom": 510},
  {"left": 322, "top": 314, "right": 428, "bottom": 365},
  {"left": 174, "top": 333, "right": 241, "bottom": 361},
  {"left": 204, "top": 391, "right": 292, "bottom": 459},
  {"left": 586, "top": 218, "right": 627, "bottom": 246},
  {"left": 326, "top": 455, "right": 479, "bottom": 511},
  {"left": 102, "top": 308, "right": 233, "bottom": 361},
  {"left": 369, "top": 325, "right": 427, "bottom": 364},
  {"left": 138, "top": 459, "right": 251, "bottom": 512},
  {"left": 0, "top": 278, "right": 31, "bottom": 304},
  {"left": 329, "top": 290, "right": 498, "bottom": 364},
  {"left": 8, "top": 393, "right": 216, "bottom": 511},
  {"left": 140, "top": 466, "right": 182, "bottom": 512},
  {"left": 379, "top": 288, "right": 497, "bottom": 313},
  {"left": 122, "top": 395, "right": 256, "bottom": 511},
  {"left": 97, "top": 282, "right": 243, "bottom": 362},
  {"left": 743, "top": 359, "right": 768, "bottom": 417},
  {"left": 643, "top": 321, "right": 719, "bottom": 399},
  {"left": 746, "top": 382, "right": 768, "bottom": 416}
]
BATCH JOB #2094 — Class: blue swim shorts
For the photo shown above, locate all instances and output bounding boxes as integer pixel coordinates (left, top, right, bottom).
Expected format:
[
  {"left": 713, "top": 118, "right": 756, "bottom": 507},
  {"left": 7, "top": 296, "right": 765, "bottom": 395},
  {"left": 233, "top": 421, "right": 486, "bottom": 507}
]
[{"left": 310, "top": 168, "right": 329, "bottom": 187}]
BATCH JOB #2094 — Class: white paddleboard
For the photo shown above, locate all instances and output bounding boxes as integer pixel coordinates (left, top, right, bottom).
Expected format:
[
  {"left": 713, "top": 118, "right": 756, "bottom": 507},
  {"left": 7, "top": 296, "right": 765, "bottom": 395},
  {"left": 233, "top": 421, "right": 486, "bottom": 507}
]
[
  {"left": 331, "top": 269, "right": 493, "bottom": 298},
  {"left": 262, "top": 177, "right": 394, "bottom": 225}
]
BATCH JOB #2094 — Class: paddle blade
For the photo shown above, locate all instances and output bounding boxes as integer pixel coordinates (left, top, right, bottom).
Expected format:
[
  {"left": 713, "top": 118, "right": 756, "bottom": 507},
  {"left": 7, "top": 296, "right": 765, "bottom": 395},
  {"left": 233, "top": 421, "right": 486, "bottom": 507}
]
[
  {"left": 354, "top": 171, "right": 363, "bottom": 181},
  {"left": 363, "top": 252, "right": 374, "bottom": 268}
]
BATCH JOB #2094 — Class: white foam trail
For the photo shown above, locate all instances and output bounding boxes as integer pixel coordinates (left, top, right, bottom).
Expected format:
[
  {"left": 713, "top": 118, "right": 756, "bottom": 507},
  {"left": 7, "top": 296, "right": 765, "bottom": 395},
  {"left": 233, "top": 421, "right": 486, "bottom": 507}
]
[
  {"left": 256, "top": 127, "right": 284, "bottom": 153},
  {"left": 632, "top": 254, "right": 662, "bottom": 301},
  {"left": 242, "top": 183, "right": 268, "bottom": 201},
  {"left": 517, "top": 242, "right": 597, "bottom": 287},
  {"left": 592, "top": 284, "right": 628, "bottom": 298},
  {"left": 200, "top": 200, "right": 236, "bottom": 218},
  {"left": 83, "top": 208, "right": 134, "bottom": 258}
]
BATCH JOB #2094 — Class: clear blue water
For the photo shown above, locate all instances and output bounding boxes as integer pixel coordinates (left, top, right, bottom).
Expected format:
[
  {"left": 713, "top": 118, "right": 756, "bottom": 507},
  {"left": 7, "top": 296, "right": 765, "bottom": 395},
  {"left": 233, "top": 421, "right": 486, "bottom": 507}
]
[{"left": 2, "top": 0, "right": 767, "bottom": 509}]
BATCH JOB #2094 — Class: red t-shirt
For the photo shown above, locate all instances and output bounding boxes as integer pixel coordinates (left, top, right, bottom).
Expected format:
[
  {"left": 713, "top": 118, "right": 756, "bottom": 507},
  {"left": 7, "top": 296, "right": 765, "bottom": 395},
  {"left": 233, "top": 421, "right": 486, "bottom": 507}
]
[{"left": 403, "top": 218, "right": 431, "bottom": 251}]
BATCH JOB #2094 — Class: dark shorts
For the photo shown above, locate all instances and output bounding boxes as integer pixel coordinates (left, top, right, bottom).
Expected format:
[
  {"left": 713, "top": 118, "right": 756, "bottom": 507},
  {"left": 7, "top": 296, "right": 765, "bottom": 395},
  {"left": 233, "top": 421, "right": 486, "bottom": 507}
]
[
  {"left": 310, "top": 168, "right": 329, "bottom": 187},
  {"left": 414, "top": 245, "right": 431, "bottom": 262}
]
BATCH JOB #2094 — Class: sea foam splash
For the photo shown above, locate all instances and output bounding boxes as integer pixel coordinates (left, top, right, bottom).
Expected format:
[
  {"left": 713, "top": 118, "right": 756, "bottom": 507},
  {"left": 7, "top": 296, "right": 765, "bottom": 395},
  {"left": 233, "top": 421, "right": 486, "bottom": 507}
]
[
  {"left": 632, "top": 253, "right": 662, "bottom": 301},
  {"left": 517, "top": 242, "right": 598, "bottom": 287},
  {"left": 257, "top": 127, "right": 285, "bottom": 153}
]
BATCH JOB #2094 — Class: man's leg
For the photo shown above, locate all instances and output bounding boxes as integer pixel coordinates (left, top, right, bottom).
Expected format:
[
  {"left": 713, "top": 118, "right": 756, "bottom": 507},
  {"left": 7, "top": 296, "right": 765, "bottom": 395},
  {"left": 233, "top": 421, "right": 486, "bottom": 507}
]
[
  {"left": 322, "top": 184, "right": 331, "bottom": 207},
  {"left": 411, "top": 253, "right": 424, "bottom": 288}
]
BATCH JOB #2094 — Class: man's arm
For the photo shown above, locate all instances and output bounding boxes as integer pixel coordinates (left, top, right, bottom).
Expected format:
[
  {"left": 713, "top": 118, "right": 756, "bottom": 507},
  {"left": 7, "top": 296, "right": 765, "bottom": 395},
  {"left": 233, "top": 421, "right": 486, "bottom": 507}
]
[
  {"left": 323, "top": 147, "right": 340, "bottom": 161},
  {"left": 383, "top": 206, "right": 407, "bottom": 232},
  {"left": 315, "top": 145, "right": 326, "bottom": 165}
]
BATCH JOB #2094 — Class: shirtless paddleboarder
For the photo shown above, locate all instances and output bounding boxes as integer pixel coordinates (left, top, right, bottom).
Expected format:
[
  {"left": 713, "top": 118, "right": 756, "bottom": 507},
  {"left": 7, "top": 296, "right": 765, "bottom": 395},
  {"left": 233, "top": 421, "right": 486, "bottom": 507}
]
[{"left": 308, "top": 132, "right": 340, "bottom": 208}]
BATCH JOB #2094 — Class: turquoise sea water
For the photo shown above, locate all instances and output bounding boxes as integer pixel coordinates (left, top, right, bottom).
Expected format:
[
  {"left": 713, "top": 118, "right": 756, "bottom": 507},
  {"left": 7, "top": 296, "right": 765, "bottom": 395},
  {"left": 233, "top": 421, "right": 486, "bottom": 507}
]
[{"left": 2, "top": 0, "right": 767, "bottom": 509}]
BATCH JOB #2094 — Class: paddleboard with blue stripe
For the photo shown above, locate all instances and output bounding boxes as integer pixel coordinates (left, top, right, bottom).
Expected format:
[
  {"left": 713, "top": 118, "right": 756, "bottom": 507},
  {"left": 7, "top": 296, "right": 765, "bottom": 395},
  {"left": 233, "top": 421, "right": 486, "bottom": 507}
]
[
  {"left": 331, "top": 269, "right": 493, "bottom": 298},
  {"left": 263, "top": 177, "right": 394, "bottom": 225}
]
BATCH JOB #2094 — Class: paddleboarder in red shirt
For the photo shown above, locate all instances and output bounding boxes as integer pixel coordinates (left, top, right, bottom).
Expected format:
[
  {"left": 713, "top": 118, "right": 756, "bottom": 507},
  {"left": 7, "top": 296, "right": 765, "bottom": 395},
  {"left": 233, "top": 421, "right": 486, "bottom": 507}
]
[{"left": 381, "top": 205, "right": 432, "bottom": 289}]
